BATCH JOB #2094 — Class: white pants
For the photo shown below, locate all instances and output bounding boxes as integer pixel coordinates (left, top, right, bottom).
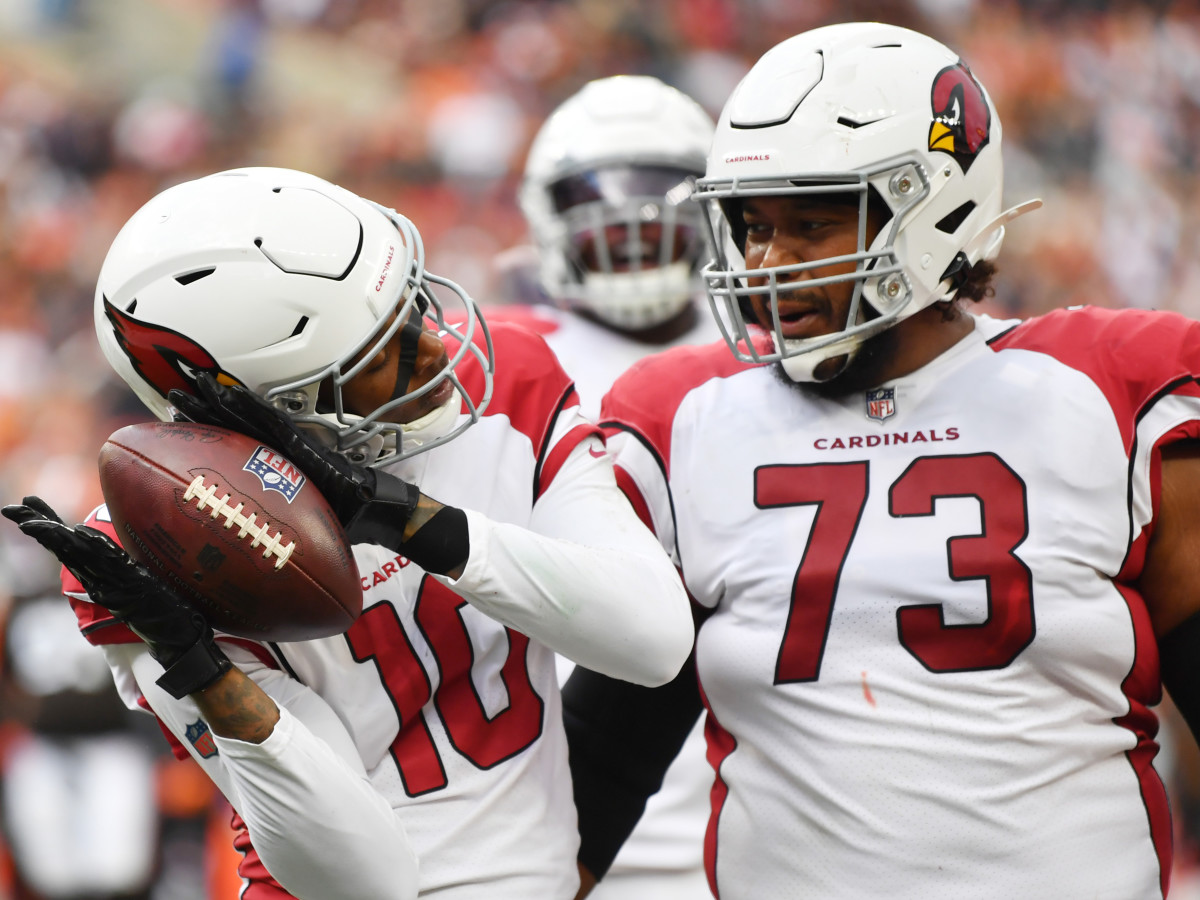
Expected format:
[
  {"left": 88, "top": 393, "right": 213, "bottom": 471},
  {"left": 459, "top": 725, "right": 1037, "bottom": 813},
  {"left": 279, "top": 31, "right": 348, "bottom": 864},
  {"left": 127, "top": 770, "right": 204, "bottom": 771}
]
[{"left": 3, "top": 732, "right": 157, "bottom": 897}]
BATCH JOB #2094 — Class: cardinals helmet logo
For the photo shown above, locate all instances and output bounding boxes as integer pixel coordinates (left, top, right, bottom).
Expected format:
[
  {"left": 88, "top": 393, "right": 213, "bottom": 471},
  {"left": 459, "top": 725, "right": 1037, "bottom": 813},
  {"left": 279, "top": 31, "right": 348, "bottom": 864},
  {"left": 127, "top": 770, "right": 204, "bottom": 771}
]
[
  {"left": 103, "top": 297, "right": 245, "bottom": 402},
  {"left": 927, "top": 62, "right": 992, "bottom": 173}
]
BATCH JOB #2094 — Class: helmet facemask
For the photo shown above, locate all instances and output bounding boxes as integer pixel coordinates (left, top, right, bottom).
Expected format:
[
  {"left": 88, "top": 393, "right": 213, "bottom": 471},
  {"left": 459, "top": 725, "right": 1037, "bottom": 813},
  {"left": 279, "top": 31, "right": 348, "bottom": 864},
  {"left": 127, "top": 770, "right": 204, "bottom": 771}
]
[
  {"left": 547, "top": 164, "right": 707, "bottom": 329},
  {"left": 700, "top": 161, "right": 923, "bottom": 382}
]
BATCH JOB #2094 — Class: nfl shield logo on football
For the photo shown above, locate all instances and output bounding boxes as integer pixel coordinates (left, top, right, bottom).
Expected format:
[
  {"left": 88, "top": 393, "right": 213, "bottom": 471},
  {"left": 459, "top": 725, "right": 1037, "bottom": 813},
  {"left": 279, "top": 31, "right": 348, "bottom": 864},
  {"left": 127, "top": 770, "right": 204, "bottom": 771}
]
[
  {"left": 185, "top": 720, "right": 218, "bottom": 758},
  {"left": 865, "top": 387, "right": 896, "bottom": 422},
  {"left": 244, "top": 446, "right": 307, "bottom": 503},
  {"left": 197, "top": 543, "right": 226, "bottom": 572}
]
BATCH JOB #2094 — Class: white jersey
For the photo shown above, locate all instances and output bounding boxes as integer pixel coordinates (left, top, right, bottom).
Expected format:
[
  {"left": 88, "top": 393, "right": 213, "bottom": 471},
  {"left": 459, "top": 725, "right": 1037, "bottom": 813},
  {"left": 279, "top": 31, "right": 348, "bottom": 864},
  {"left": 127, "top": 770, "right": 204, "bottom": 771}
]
[
  {"left": 602, "top": 307, "right": 1199, "bottom": 899},
  {"left": 484, "top": 303, "right": 724, "bottom": 420},
  {"left": 487, "top": 302, "right": 721, "bottom": 896},
  {"left": 69, "top": 323, "right": 693, "bottom": 899}
]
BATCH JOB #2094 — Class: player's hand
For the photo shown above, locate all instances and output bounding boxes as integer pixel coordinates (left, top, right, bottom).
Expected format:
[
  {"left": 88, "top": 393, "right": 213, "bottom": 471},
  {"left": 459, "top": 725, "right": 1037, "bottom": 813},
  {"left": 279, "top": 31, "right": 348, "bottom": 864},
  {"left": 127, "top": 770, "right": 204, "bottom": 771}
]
[
  {"left": 169, "top": 373, "right": 420, "bottom": 549},
  {"left": 1, "top": 496, "right": 231, "bottom": 698}
]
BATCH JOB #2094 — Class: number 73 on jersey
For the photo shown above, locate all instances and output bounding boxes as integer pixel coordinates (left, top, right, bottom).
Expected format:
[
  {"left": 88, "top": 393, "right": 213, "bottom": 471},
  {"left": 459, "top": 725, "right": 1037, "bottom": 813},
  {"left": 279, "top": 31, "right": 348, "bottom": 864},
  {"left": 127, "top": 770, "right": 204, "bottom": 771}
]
[{"left": 758, "top": 452, "right": 1034, "bottom": 683}]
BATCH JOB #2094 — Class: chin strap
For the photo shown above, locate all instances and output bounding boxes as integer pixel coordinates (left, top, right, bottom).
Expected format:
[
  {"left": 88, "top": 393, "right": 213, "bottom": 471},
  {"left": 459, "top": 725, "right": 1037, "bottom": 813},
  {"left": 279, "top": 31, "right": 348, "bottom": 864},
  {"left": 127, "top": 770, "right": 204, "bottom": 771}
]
[
  {"left": 398, "top": 392, "right": 461, "bottom": 453},
  {"left": 778, "top": 332, "right": 864, "bottom": 383},
  {"left": 580, "top": 262, "right": 695, "bottom": 330}
]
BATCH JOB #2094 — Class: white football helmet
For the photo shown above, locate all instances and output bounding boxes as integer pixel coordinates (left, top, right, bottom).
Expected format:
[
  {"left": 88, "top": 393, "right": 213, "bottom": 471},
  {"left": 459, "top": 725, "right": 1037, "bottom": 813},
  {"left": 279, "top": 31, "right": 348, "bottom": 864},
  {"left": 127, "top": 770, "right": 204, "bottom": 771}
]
[
  {"left": 95, "top": 167, "right": 493, "bottom": 466},
  {"left": 698, "top": 22, "right": 1039, "bottom": 381},
  {"left": 519, "top": 75, "right": 715, "bottom": 330}
]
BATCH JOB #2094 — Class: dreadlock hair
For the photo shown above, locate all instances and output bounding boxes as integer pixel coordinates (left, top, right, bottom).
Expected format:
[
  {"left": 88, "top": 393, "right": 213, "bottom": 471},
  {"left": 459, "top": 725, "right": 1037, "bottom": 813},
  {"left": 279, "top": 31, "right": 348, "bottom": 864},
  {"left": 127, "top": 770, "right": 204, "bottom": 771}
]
[
  {"left": 956, "top": 259, "right": 998, "bottom": 305},
  {"left": 935, "top": 259, "right": 998, "bottom": 321}
]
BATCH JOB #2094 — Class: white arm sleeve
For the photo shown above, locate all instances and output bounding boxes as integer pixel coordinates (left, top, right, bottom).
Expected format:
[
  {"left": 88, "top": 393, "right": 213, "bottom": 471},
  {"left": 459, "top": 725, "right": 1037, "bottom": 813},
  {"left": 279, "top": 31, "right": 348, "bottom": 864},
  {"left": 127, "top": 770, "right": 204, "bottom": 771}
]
[
  {"left": 103, "top": 643, "right": 418, "bottom": 900},
  {"left": 436, "top": 433, "right": 693, "bottom": 686}
]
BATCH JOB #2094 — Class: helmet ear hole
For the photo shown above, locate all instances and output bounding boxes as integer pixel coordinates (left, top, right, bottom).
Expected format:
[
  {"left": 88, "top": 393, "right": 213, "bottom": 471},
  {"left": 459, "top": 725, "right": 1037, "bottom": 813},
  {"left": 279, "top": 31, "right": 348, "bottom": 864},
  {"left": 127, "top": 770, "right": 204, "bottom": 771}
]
[{"left": 935, "top": 201, "right": 977, "bottom": 234}]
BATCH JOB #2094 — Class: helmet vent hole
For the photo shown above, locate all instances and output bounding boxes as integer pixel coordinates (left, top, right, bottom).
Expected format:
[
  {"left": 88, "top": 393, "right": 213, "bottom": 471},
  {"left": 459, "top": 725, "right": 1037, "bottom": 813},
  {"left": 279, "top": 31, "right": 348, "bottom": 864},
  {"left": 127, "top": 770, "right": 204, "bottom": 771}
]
[
  {"left": 175, "top": 268, "right": 215, "bottom": 286},
  {"left": 837, "top": 114, "right": 888, "bottom": 129},
  {"left": 936, "top": 201, "right": 976, "bottom": 234},
  {"left": 290, "top": 316, "right": 309, "bottom": 338},
  {"left": 126, "top": 298, "right": 137, "bottom": 313}
]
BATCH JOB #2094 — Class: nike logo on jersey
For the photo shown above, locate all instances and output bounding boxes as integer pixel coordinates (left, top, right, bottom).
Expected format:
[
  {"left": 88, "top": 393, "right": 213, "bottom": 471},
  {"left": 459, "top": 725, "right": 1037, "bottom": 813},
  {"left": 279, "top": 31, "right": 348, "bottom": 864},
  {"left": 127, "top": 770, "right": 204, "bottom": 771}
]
[
  {"left": 588, "top": 447, "right": 607, "bottom": 458},
  {"left": 813, "top": 427, "right": 960, "bottom": 450}
]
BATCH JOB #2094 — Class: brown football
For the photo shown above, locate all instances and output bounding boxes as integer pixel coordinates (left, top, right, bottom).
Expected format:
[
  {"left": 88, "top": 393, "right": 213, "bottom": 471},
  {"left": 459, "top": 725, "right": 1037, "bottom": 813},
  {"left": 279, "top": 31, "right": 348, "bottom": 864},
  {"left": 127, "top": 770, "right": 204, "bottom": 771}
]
[{"left": 98, "top": 421, "right": 362, "bottom": 642}]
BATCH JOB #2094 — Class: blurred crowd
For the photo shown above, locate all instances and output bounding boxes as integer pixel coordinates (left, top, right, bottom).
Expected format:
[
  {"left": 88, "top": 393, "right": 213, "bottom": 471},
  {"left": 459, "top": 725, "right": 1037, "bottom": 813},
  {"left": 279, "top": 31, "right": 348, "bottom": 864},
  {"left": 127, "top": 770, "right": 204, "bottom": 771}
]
[{"left": 3, "top": 0, "right": 1200, "bottom": 897}]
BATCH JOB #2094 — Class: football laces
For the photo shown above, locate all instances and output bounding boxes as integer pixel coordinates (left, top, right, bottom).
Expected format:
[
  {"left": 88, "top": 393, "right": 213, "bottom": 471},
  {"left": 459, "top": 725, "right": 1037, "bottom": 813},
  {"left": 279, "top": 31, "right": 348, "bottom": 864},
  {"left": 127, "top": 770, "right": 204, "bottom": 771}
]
[{"left": 183, "top": 475, "right": 296, "bottom": 570}]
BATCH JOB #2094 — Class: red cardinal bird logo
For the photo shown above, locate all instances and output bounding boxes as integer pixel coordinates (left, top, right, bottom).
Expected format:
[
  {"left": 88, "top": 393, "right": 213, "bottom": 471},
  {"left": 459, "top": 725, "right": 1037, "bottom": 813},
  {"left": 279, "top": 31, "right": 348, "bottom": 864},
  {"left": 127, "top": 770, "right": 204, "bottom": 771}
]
[
  {"left": 928, "top": 62, "right": 992, "bottom": 173},
  {"left": 103, "top": 297, "right": 245, "bottom": 401}
]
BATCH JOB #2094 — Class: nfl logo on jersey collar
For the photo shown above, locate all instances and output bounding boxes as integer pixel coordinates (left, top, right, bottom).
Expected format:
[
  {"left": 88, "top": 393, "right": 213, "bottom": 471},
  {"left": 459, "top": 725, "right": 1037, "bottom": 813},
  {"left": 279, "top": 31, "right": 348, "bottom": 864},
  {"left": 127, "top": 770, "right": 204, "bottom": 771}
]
[{"left": 865, "top": 387, "right": 896, "bottom": 422}]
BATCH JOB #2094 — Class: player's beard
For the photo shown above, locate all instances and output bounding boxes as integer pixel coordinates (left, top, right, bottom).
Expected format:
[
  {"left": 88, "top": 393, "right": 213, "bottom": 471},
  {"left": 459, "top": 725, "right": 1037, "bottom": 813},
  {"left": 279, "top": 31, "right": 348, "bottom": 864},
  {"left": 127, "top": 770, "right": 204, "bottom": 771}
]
[{"left": 771, "top": 322, "right": 903, "bottom": 400}]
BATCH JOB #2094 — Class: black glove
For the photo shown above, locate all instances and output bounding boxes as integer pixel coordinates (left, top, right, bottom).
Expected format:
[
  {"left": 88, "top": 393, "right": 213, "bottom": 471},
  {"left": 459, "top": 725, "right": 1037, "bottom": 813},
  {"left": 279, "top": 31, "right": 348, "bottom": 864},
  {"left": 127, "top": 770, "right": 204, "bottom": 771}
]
[
  {"left": 1, "top": 496, "right": 231, "bottom": 699},
  {"left": 169, "top": 373, "right": 419, "bottom": 550}
]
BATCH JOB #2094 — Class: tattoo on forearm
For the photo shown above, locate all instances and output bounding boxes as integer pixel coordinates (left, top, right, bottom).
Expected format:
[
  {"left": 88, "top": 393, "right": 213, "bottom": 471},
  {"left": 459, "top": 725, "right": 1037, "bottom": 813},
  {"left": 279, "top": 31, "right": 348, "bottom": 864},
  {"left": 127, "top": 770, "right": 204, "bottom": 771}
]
[
  {"left": 404, "top": 496, "right": 443, "bottom": 542},
  {"left": 196, "top": 671, "right": 280, "bottom": 743}
]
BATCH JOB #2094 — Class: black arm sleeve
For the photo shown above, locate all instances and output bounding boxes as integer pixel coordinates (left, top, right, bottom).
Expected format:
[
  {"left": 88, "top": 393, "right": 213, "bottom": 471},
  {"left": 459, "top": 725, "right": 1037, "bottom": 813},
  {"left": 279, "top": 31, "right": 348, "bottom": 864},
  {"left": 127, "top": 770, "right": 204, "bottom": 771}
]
[
  {"left": 1159, "top": 609, "right": 1200, "bottom": 744},
  {"left": 563, "top": 650, "right": 705, "bottom": 881}
]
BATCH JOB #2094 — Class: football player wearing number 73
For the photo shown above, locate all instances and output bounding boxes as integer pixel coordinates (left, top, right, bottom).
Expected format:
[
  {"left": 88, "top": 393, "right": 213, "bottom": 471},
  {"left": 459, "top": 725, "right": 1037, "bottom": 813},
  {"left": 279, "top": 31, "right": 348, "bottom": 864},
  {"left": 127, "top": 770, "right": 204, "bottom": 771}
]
[
  {"left": 2, "top": 167, "right": 693, "bottom": 900},
  {"left": 564, "top": 21, "right": 1200, "bottom": 900}
]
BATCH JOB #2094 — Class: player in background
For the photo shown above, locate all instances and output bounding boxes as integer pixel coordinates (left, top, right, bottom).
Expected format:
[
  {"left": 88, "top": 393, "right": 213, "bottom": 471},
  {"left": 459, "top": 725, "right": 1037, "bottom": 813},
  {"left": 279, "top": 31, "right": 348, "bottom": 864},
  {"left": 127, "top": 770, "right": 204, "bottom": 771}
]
[
  {"left": 564, "top": 22, "right": 1200, "bottom": 899},
  {"left": 3, "top": 166, "right": 694, "bottom": 900},
  {"left": 1, "top": 589, "right": 158, "bottom": 899},
  {"left": 500, "top": 75, "right": 719, "bottom": 900},
  {"left": 506, "top": 75, "right": 721, "bottom": 419}
]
